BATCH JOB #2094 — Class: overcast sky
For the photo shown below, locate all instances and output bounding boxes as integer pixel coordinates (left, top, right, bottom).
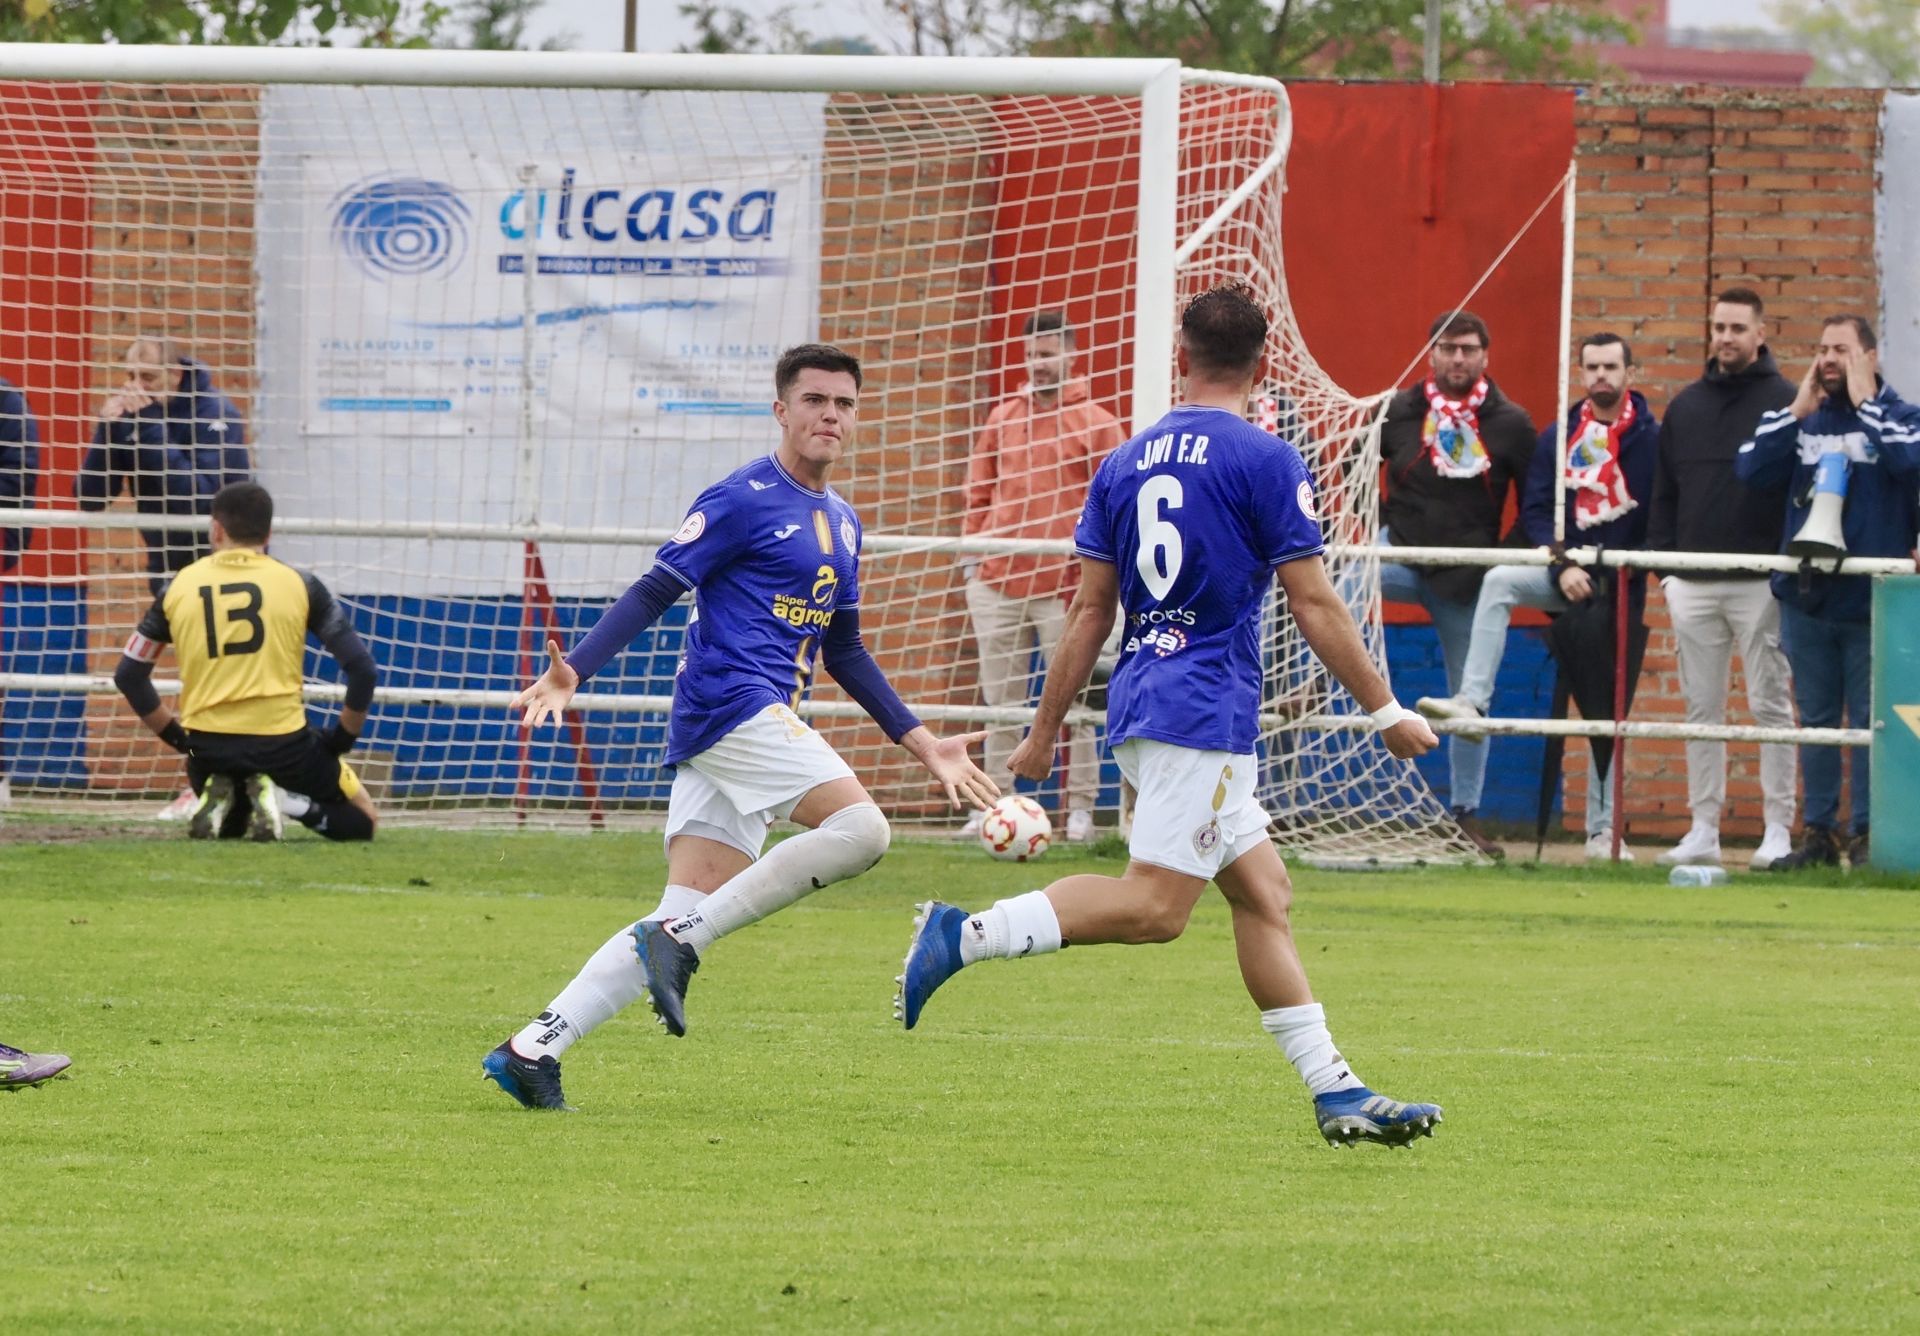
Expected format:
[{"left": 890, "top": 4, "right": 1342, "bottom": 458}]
[{"left": 522, "top": 0, "right": 1780, "bottom": 55}]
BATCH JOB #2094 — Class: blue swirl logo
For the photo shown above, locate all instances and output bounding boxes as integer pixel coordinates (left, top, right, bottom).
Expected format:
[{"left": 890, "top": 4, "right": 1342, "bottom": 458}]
[{"left": 331, "top": 178, "right": 470, "bottom": 279}]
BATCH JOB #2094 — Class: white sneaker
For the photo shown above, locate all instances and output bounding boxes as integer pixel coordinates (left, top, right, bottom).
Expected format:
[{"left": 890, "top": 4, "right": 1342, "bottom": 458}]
[
  {"left": 1414, "top": 694, "right": 1487, "bottom": 740},
  {"left": 1656, "top": 825, "right": 1721, "bottom": 867},
  {"left": 1585, "top": 832, "right": 1635, "bottom": 862},
  {"left": 156, "top": 786, "right": 198, "bottom": 821},
  {"left": 956, "top": 810, "right": 983, "bottom": 840},
  {"left": 1066, "top": 808, "right": 1094, "bottom": 844},
  {"left": 0, "top": 776, "right": 12, "bottom": 811},
  {"left": 1748, "top": 823, "right": 1793, "bottom": 871}
]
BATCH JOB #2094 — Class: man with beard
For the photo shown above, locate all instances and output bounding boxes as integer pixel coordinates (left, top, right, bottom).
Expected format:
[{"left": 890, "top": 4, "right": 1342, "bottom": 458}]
[
  {"left": 1647, "top": 288, "right": 1797, "bottom": 871},
  {"left": 1736, "top": 314, "right": 1920, "bottom": 871},
  {"left": 1417, "top": 333, "right": 1657, "bottom": 860},
  {"left": 959, "top": 312, "right": 1125, "bottom": 844},
  {"left": 1379, "top": 311, "right": 1537, "bottom": 859}
]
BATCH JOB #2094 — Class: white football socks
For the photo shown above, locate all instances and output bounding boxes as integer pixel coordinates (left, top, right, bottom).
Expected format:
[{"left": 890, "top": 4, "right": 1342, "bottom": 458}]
[
  {"left": 958, "top": 890, "right": 1064, "bottom": 965},
  {"left": 1260, "top": 1002, "right": 1365, "bottom": 1096},
  {"left": 510, "top": 883, "right": 704, "bottom": 1061},
  {"left": 664, "top": 803, "right": 890, "bottom": 954}
]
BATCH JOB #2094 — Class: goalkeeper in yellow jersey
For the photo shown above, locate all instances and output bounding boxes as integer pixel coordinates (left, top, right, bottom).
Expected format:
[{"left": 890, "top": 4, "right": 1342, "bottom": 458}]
[{"left": 112, "top": 482, "right": 379, "bottom": 842}]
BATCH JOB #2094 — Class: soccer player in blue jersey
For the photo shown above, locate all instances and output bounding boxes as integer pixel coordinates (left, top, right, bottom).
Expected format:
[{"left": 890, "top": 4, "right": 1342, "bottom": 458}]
[
  {"left": 483, "top": 343, "right": 998, "bottom": 1111},
  {"left": 897, "top": 287, "right": 1448, "bottom": 1148}
]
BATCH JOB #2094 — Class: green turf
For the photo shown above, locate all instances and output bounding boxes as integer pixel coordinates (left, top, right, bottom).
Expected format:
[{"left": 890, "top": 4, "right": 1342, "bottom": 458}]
[{"left": 3, "top": 822, "right": 1918, "bottom": 1332}]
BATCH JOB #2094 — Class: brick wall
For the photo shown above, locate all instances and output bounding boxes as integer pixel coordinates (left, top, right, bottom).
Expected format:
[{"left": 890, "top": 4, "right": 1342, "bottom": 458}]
[{"left": 1563, "top": 84, "right": 1882, "bottom": 840}]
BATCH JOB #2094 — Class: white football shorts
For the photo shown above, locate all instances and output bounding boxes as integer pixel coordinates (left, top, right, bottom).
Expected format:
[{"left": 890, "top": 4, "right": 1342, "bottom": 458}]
[
  {"left": 664, "top": 702, "right": 857, "bottom": 860},
  {"left": 1112, "top": 738, "right": 1273, "bottom": 879}
]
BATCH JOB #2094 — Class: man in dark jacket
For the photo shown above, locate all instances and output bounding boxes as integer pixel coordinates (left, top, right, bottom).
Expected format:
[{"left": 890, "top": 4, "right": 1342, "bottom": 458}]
[
  {"left": 1736, "top": 314, "right": 1920, "bottom": 871},
  {"left": 1418, "top": 332, "right": 1656, "bottom": 859},
  {"left": 1379, "top": 310, "right": 1536, "bottom": 856},
  {"left": 1646, "top": 288, "right": 1798, "bottom": 872},
  {"left": 1, "top": 375, "right": 41, "bottom": 810},
  {"left": 77, "top": 338, "right": 250, "bottom": 595}
]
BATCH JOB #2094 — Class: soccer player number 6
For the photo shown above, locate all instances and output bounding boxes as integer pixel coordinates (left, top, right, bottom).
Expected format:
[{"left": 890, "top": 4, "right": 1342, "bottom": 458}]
[{"left": 1135, "top": 475, "right": 1184, "bottom": 600}]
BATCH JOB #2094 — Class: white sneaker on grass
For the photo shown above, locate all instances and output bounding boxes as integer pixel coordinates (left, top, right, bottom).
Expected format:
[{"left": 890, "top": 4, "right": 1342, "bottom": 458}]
[
  {"left": 1656, "top": 825, "right": 1721, "bottom": 867},
  {"left": 1065, "top": 808, "right": 1094, "bottom": 844},
  {"left": 1748, "top": 823, "right": 1793, "bottom": 871},
  {"left": 1585, "top": 832, "right": 1635, "bottom": 862},
  {"left": 156, "top": 786, "right": 197, "bottom": 821},
  {"left": 0, "top": 776, "right": 12, "bottom": 811},
  {"left": 956, "top": 810, "right": 983, "bottom": 840}
]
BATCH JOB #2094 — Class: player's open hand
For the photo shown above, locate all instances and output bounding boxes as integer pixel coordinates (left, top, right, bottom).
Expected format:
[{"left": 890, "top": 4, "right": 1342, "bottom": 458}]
[
  {"left": 512, "top": 639, "right": 579, "bottom": 731},
  {"left": 1006, "top": 730, "right": 1055, "bottom": 784},
  {"left": 921, "top": 729, "right": 999, "bottom": 810},
  {"left": 1381, "top": 714, "right": 1439, "bottom": 760}
]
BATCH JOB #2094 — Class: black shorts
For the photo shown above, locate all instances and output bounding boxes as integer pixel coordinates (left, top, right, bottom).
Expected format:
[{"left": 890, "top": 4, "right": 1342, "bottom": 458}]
[{"left": 186, "top": 727, "right": 350, "bottom": 805}]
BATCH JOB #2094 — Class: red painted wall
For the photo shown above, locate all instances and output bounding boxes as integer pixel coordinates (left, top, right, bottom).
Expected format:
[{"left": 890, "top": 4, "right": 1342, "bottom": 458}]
[{"left": 0, "top": 83, "right": 94, "bottom": 584}]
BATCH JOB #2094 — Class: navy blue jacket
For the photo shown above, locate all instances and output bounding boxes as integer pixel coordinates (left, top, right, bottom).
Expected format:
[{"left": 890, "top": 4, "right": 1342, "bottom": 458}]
[
  {"left": 1735, "top": 379, "right": 1920, "bottom": 621},
  {"left": 77, "top": 358, "right": 249, "bottom": 580},
  {"left": 0, "top": 378, "right": 40, "bottom": 573},
  {"left": 1521, "top": 392, "right": 1659, "bottom": 569}
]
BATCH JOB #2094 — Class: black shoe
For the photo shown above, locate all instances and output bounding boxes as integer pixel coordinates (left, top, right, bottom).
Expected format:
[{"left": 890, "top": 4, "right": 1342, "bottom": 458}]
[
  {"left": 1452, "top": 807, "right": 1505, "bottom": 861},
  {"left": 1847, "top": 828, "right": 1870, "bottom": 870},
  {"left": 633, "top": 921, "right": 700, "bottom": 1038},
  {"left": 1771, "top": 825, "right": 1840, "bottom": 872},
  {"left": 481, "top": 1041, "right": 573, "bottom": 1111}
]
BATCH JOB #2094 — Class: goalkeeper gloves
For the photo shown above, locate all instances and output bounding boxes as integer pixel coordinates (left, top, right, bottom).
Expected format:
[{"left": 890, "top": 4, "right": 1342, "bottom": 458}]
[{"left": 321, "top": 723, "right": 360, "bottom": 756}]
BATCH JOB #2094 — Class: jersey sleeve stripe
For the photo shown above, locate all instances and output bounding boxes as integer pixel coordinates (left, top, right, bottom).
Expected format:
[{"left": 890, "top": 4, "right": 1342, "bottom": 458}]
[
  {"left": 651, "top": 558, "right": 696, "bottom": 589},
  {"left": 1074, "top": 543, "right": 1117, "bottom": 562},
  {"left": 1266, "top": 542, "right": 1327, "bottom": 567}
]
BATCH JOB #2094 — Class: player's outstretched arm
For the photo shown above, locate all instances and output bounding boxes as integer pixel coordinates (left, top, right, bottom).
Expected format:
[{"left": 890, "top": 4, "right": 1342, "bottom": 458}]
[
  {"left": 113, "top": 606, "right": 189, "bottom": 756},
  {"left": 821, "top": 606, "right": 998, "bottom": 810},
  {"left": 512, "top": 564, "right": 687, "bottom": 731},
  {"left": 512, "top": 640, "right": 579, "bottom": 732},
  {"left": 1274, "top": 555, "right": 1438, "bottom": 761},
  {"left": 1007, "top": 558, "right": 1117, "bottom": 782}
]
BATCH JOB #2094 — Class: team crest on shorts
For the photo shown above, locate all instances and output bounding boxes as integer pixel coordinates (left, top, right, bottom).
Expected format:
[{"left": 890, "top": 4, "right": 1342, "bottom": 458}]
[{"left": 1193, "top": 817, "right": 1222, "bottom": 858}]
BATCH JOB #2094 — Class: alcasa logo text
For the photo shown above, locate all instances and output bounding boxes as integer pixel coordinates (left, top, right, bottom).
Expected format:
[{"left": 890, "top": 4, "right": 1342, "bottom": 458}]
[{"left": 500, "top": 169, "right": 778, "bottom": 245}]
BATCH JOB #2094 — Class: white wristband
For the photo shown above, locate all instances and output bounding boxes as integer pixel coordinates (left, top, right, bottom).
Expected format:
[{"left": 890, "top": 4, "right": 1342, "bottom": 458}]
[{"left": 1369, "top": 701, "right": 1419, "bottom": 732}]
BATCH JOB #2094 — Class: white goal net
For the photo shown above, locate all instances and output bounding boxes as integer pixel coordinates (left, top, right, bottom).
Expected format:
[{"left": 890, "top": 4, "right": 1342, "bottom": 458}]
[{"left": 0, "top": 50, "right": 1473, "bottom": 863}]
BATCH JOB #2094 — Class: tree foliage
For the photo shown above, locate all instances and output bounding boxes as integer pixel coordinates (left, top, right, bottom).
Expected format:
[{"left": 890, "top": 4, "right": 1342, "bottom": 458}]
[
  {"left": 456, "top": 0, "right": 568, "bottom": 51},
  {"left": 674, "top": 0, "right": 1630, "bottom": 76},
  {"left": 0, "top": 0, "right": 450, "bottom": 47},
  {"left": 1771, "top": 0, "right": 1919, "bottom": 87}
]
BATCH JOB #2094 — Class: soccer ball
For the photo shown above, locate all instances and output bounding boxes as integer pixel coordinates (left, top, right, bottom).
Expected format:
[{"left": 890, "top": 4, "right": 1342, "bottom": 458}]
[{"left": 978, "top": 795, "right": 1052, "bottom": 862}]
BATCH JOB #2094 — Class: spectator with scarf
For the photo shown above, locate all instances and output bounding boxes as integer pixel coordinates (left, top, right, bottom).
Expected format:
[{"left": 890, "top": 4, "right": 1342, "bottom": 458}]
[
  {"left": 1417, "top": 332, "right": 1656, "bottom": 859},
  {"left": 1379, "top": 310, "right": 1537, "bottom": 858}
]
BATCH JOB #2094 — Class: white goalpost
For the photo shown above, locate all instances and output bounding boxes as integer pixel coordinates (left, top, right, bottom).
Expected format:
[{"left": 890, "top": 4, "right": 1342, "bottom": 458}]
[{"left": 0, "top": 45, "right": 1510, "bottom": 862}]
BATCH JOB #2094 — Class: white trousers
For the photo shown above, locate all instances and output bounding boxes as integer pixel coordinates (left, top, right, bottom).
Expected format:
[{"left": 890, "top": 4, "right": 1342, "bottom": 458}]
[
  {"left": 965, "top": 578, "right": 1097, "bottom": 810},
  {"left": 1660, "top": 577, "right": 1797, "bottom": 830}
]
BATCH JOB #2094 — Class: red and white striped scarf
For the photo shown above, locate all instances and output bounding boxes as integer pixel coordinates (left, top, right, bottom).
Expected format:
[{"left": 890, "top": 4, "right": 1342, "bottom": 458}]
[
  {"left": 1566, "top": 394, "right": 1637, "bottom": 530},
  {"left": 1421, "top": 377, "right": 1491, "bottom": 479}
]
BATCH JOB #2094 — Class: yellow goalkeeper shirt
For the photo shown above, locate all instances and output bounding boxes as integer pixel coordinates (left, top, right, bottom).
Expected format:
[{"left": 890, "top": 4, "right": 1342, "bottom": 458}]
[{"left": 144, "top": 548, "right": 316, "bottom": 734}]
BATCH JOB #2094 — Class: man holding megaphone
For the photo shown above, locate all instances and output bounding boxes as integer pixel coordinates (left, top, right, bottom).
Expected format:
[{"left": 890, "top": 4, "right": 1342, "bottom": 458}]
[{"left": 1736, "top": 315, "right": 1920, "bottom": 870}]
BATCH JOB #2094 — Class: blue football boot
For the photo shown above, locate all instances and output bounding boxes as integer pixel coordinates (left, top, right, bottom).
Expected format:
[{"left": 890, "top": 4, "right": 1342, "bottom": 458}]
[
  {"left": 632, "top": 921, "right": 699, "bottom": 1038},
  {"left": 481, "top": 1041, "right": 574, "bottom": 1111},
  {"left": 1313, "top": 1086, "right": 1443, "bottom": 1147},
  {"left": 895, "top": 901, "right": 969, "bottom": 1030}
]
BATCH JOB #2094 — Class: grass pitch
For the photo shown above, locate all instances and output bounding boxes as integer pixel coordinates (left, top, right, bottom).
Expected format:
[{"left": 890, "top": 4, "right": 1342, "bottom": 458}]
[{"left": 3, "top": 821, "right": 1918, "bottom": 1333}]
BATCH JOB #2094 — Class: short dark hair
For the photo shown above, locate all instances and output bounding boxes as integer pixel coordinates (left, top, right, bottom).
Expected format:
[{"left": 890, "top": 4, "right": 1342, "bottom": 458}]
[
  {"left": 1023, "top": 310, "right": 1074, "bottom": 345},
  {"left": 212, "top": 481, "right": 273, "bottom": 545},
  {"left": 1714, "top": 287, "right": 1765, "bottom": 317},
  {"left": 1580, "top": 331, "right": 1634, "bottom": 366},
  {"left": 1180, "top": 285, "right": 1267, "bottom": 378},
  {"left": 1821, "top": 313, "right": 1877, "bottom": 351},
  {"left": 1428, "top": 310, "right": 1490, "bottom": 348},
  {"left": 775, "top": 344, "right": 862, "bottom": 399}
]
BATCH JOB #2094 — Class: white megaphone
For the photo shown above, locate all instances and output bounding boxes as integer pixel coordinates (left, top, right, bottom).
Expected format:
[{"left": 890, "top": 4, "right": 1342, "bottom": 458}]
[{"left": 1786, "top": 451, "right": 1849, "bottom": 562}]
